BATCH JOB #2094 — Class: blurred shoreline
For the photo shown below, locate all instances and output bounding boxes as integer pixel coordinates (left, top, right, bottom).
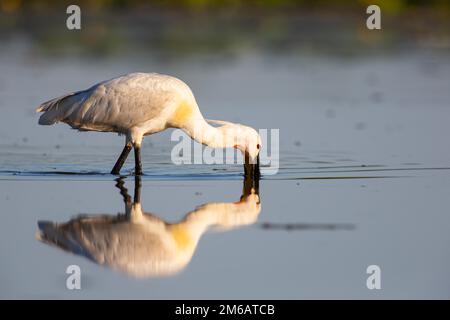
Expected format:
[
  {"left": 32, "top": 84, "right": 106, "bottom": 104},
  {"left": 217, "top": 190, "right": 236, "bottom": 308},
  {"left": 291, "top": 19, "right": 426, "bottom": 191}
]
[{"left": 1, "top": 2, "right": 449, "bottom": 60}]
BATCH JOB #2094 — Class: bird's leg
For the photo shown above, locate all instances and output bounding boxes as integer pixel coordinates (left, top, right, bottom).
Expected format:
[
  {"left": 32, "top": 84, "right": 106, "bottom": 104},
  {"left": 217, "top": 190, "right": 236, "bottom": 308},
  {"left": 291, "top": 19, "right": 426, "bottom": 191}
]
[
  {"left": 134, "top": 175, "right": 142, "bottom": 203},
  {"left": 134, "top": 145, "right": 143, "bottom": 176},
  {"left": 115, "top": 177, "right": 132, "bottom": 204},
  {"left": 111, "top": 142, "right": 132, "bottom": 175},
  {"left": 115, "top": 178, "right": 133, "bottom": 220}
]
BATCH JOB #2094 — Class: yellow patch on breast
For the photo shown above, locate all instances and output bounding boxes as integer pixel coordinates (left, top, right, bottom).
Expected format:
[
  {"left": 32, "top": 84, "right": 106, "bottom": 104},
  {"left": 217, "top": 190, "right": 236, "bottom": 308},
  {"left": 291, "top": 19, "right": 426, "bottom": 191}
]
[
  {"left": 170, "top": 225, "right": 193, "bottom": 250},
  {"left": 170, "top": 101, "right": 193, "bottom": 126}
]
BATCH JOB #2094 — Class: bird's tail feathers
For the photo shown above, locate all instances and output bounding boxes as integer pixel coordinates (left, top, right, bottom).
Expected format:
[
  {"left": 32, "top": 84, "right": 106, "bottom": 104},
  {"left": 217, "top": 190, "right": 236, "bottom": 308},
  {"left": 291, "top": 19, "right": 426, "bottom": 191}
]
[
  {"left": 36, "top": 220, "right": 91, "bottom": 258},
  {"left": 36, "top": 221, "right": 76, "bottom": 252},
  {"left": 36, "top": 92, "right": 78, "bottom": 113},
  {"left": 36, "top": 91, "right": 83, "bottom": 125}
]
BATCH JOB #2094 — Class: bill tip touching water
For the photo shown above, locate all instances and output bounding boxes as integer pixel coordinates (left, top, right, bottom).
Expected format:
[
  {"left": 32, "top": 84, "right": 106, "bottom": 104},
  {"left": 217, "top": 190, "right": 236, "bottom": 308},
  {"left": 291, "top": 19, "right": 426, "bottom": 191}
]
[{"left": 35, "top": 72, "right": 261, "bottom": 178}]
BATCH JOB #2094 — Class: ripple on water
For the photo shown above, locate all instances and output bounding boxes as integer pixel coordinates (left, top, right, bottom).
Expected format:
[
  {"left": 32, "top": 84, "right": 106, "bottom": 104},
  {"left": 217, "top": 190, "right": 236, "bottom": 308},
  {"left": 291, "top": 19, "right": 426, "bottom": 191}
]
[{"left": 1, "top": 146, "right": 449, "bottom": 181}]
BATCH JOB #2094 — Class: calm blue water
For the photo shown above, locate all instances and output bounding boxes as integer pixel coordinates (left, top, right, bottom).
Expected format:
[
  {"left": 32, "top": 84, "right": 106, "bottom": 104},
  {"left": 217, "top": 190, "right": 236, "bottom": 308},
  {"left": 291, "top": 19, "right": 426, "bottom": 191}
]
[{"left": 1, "top": 42, "right": 450, "bottom": 298}]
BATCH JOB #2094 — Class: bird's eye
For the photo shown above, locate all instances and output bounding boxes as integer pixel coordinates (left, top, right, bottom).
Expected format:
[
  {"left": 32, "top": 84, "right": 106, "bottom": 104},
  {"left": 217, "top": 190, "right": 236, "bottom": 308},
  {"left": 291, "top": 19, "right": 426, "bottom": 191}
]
[{"left": 257, "top": 144, "right": 260, "bottom": 149}]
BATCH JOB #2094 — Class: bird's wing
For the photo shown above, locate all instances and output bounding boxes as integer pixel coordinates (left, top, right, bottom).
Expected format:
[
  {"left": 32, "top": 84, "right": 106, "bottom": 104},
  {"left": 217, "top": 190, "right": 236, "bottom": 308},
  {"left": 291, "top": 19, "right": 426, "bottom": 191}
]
[{"left": 36, "top": 73, "right": 186, "bottom": 131}]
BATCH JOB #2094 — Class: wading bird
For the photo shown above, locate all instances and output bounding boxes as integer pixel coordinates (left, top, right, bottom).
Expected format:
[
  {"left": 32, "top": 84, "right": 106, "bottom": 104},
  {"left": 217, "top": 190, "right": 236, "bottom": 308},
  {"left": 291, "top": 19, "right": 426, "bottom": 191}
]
[
  {"left": 37, "top": 176, "right": 260, "bottom": 278},
  {"left": 36, "top": 73, "right": 261, "bottom": 177}
]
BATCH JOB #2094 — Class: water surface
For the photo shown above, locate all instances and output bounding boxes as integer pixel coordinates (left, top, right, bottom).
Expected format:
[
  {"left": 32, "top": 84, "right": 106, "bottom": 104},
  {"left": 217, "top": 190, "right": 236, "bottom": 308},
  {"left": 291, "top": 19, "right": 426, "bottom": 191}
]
[{"left": 1, "top": 38, "right": 450, "bottom": 298}]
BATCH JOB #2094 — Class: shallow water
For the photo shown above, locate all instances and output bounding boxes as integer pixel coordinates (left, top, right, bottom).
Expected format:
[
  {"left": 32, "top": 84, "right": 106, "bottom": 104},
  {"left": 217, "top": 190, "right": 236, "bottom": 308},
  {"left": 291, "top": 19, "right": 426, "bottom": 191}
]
[{"left": 1, "top": 41, "right": 450, "bottom": 298}]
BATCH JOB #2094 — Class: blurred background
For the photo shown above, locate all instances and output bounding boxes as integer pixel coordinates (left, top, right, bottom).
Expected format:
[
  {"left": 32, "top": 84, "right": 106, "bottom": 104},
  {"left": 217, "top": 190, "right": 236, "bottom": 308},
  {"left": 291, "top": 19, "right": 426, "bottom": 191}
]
[
  {"left": 1, "top": 0, "right": 450, "bottom": 60},
  {"left": 1, "top": 0, "right": 450, "bottom": 171}
]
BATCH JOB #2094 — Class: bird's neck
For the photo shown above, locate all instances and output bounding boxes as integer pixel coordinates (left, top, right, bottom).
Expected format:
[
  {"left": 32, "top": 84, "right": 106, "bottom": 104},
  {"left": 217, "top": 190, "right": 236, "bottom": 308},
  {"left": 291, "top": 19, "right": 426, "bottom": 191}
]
[
  {"left": 184, "top": 118, "right": 234, "bottom": 149},
  {"left": 181, "top": 200, "right": 260, "bottom": 236}
]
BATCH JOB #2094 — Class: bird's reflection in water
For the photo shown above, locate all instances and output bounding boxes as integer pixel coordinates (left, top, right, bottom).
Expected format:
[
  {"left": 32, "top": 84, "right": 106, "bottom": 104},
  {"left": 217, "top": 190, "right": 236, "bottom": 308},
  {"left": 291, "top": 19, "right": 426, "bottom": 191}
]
[{"left": 37, "top": 176, "right": 260, "bottom": 278}]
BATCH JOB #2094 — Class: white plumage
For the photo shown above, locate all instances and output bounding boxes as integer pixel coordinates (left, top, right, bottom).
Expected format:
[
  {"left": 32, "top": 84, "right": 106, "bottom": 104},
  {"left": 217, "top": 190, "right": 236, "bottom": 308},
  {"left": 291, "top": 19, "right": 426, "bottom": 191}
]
[{"left": 36, "top": 72, "right": 261, "bottom": 176}]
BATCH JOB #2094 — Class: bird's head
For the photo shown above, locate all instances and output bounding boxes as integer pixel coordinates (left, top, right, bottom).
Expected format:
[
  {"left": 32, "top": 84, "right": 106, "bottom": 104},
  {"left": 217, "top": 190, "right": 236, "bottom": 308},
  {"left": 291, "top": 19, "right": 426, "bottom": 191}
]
[
  {"left": 233, "top": 124, "right": 262, "bottom": 163},
  {"left": 211, "top": 121, "right": 261, "bottom": 178}
]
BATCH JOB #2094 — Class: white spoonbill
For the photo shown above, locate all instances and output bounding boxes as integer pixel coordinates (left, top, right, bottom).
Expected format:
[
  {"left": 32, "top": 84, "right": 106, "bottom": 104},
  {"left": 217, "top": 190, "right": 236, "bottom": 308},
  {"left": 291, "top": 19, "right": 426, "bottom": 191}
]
[{"left": 36, "top": 72, "right": 261, "bottom": 177}]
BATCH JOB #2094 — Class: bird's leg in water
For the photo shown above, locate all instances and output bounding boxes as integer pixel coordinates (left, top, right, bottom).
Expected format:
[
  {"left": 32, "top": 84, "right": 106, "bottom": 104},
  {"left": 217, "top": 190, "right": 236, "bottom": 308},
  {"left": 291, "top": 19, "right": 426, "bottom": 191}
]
[
  {"left": 134, "top": 145, "right": 143, "bottom": 176},
  {"left": 111, "top": 142, "right": 132, "bottom": 175},
  {"left": 115, "top": 177, "right": 134, "bottom": 220},
  {"left": 134, "top": 175, "right": 141, "bottom": 203},
  {"left": 115, "top": 178, "right": 131, "bottom": 204},
  {"left": 116, "top": 178, "right": 132, "bottom": 207}
]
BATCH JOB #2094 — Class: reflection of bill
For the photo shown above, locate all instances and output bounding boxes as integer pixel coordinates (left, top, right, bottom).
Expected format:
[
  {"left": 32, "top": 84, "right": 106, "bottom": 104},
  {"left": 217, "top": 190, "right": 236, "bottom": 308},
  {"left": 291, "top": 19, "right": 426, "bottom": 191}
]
[{"left": 36, "top": 176, "right": 260, "bottom": 278}]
